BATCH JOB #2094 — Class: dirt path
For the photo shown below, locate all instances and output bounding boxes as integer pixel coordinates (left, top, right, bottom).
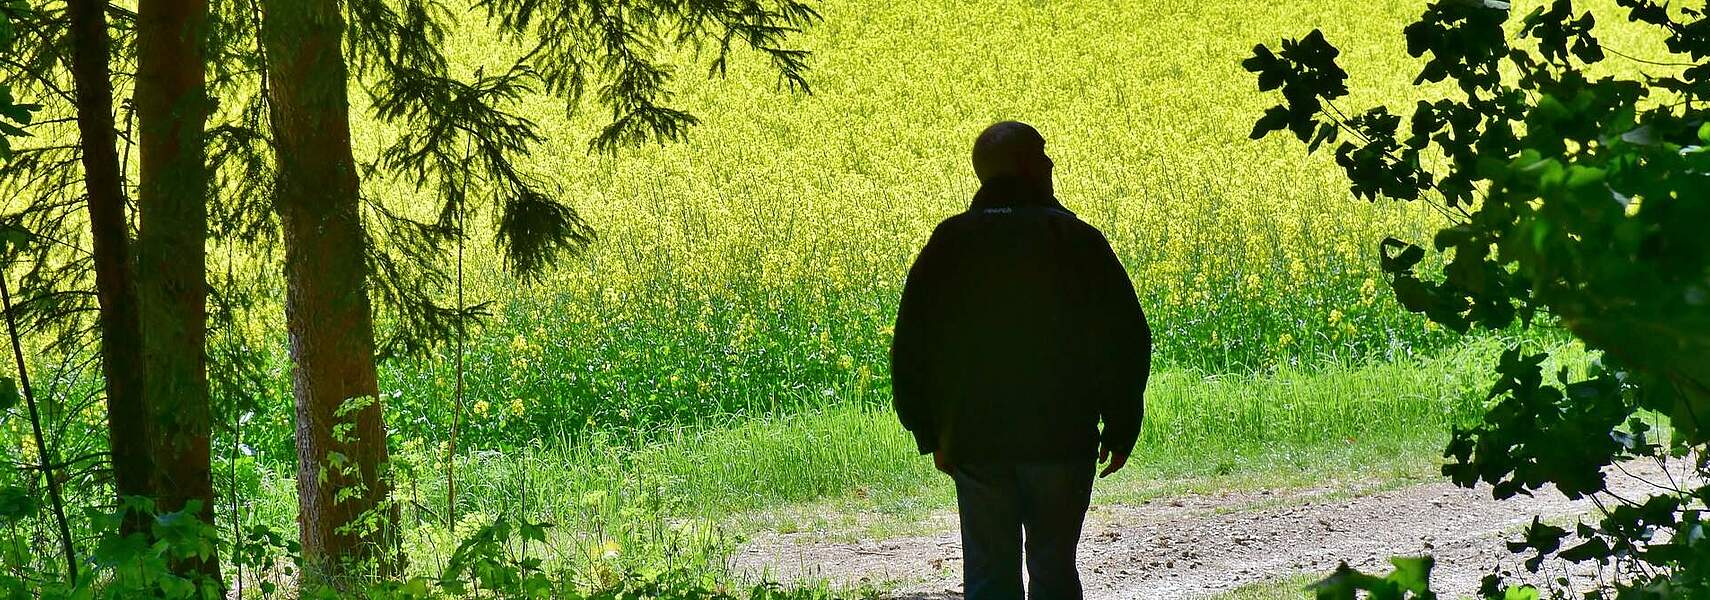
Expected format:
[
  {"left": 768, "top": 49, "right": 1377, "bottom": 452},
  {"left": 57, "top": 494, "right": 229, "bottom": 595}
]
[{"left": 732, "top": 463, "right": 1681, "bottom": 599}]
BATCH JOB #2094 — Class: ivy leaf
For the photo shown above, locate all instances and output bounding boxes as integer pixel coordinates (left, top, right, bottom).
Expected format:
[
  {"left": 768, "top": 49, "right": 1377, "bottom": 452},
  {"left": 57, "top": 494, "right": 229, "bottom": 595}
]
[
  {"left": 1557, "top": 537, "right": 1611, "bottom": 562},
  {"left": 1309, "top": 121, "right": 1340, "bottom": 154},
  {"left": 1433, "top": 224, "right": 1478, "bottom": 251},
  {"left": 1252, "top": 106, "right": 1292, "bottom": 140},
  {"left": 1380, "top": 238, "right": 1426, "bottom": 273},
  {"left": 1243, "top": 44, "right": 1285, "bottom": 90},
  {"left": 1508, "top": 516, "right": 1568, "bottom": 572}
]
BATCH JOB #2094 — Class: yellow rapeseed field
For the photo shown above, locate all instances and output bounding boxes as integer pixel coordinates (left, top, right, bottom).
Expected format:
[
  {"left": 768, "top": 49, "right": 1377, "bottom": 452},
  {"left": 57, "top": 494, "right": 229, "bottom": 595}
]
[{"left": 350, "top": 0, "right": 1659, "bottom": 444}]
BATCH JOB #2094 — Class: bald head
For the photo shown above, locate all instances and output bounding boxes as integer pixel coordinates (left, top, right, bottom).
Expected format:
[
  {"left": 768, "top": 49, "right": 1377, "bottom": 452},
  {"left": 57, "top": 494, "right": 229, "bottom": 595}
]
[{"left": 972, "top": 121, "right": 1052, "bottom": 186}]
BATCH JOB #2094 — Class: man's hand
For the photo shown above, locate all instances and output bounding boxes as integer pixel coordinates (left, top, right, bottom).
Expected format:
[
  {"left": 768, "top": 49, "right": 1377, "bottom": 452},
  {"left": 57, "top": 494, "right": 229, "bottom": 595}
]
[
  {"left": 933, "top": 448, "right": 953, "bottom": 476},
  {"left": 1099, "top": 445, "right": 1129, "bottom": 478}
]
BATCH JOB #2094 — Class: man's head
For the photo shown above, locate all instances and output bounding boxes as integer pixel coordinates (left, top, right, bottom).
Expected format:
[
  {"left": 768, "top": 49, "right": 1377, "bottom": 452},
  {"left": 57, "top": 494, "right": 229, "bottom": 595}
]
[{"left": 971, "top": 121, "right": 1053, "bottom": 188}]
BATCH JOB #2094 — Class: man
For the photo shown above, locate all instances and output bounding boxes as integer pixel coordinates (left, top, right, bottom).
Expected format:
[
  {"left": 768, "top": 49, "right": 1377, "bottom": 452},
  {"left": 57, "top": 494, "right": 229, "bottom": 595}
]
[{"left": 890, "top": 121, "right": 1152, "bottom": 600}]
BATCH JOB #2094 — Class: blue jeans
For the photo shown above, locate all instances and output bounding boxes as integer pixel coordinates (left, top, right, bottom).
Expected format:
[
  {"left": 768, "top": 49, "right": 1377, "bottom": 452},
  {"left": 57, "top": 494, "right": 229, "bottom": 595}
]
[{"left": 952, "top": 461, "right": 1096, "bottom": 600}]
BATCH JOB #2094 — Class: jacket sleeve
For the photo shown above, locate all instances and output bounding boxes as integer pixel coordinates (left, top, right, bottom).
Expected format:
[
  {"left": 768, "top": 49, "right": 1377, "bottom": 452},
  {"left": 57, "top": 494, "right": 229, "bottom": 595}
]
[
  {"left": 1087, "top": 231, "right": 1151, "bottom": 457},
  {"left": 891, "top": 224, "right": 954, "bottom": 455}
]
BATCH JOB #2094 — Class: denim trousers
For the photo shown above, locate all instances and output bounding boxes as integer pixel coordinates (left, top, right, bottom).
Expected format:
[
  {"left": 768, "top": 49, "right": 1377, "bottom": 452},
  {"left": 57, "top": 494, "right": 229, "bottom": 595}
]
[{"left": 952, "top": 460, "right": 1097, "bottom": 600}]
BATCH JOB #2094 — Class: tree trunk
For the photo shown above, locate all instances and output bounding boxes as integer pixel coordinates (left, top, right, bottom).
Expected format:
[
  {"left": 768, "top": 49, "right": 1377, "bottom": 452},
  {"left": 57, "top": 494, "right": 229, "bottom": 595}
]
[
  {"left": 135, "top": 0, "right": 218, "bottom": 580},
  {"left": 261, "top": 0, "right": 398, "bottom": 584},
  {"left": 65, "top": 0, "right": 152, "bottom": 530}
]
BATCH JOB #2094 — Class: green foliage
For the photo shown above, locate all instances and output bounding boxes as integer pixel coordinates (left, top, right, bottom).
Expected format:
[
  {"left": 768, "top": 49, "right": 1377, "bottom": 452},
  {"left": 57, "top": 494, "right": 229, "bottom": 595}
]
[
  {"left": 0, "top": 0, "right": 36, "bottom": 162},
  {"left": 344, "top": 0, "right": 822, "bottom": 358},
  {"left": 382, "top": 512, "right": 855, "bottom": 599},
  {"left": 472, "top": 0, "right": 820, "bottom": 154},
  {"left": 1308, "top": 557, "right": 1436, "bottom": 600},
  {"left": 1249, "top": 0, "right": 1710, "bottom": 595},
  {"left": 10, "top": 497, "right": 852, "bottom": 599},
  {"left": 0, "top": 483, "right": 36, "bottom": 525}
]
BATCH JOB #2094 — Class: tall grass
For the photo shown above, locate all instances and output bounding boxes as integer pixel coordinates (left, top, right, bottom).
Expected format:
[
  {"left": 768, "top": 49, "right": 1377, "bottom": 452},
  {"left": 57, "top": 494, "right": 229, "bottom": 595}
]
[
  {"left": 242, "top": 336, "right": 1595, "bottom": 588},
  {"left": 228, "top": 338, "right": 1568, "bottom": 575}
]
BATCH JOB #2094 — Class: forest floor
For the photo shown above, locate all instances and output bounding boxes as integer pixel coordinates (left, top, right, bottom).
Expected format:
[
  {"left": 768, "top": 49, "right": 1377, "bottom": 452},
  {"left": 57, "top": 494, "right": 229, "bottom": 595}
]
[{"left": 730, "top": 461, "right": 1681, "bottom": 599}]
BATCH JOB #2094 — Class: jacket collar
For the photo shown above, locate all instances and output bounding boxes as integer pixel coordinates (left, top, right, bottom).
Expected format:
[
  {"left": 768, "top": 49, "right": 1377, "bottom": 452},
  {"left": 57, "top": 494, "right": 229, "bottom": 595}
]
[{"left": 970, "top": 176, "right": 1068, "bottom": 213}]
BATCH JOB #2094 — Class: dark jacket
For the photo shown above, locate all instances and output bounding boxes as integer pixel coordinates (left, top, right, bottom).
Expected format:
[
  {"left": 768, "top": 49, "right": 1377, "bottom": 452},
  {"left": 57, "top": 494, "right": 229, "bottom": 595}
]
[{"left": 890, "top": 178, "right": 1151, "bottom": 464}]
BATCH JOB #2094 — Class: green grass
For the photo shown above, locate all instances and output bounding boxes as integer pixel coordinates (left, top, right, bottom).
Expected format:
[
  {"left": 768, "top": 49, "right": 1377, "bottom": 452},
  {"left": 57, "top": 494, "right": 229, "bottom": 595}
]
[
  {"left": 441, "top": 337, "right": 1512, "bottom": 523},
  {"left": 237, "top": 336, "right": 1593, "bottom": 583},
  {"left": 1211, "top": 575, "right": 1317, "bottom": 600}
]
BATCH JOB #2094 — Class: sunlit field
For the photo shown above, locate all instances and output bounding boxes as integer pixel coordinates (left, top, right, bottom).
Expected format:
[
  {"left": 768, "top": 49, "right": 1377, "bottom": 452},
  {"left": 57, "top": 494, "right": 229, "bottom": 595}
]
[
  {"left": 306, "top": 0, "right": 1498, "bottom": 577},
  {"left": 330, "top": 0, "right": 1470, "bottom": 457},
  {"left": 21, "top": 0, "right": 1661, "bottom": 592},
  {"left": 238, "top": 0, "right": 1483, "bottom": 573}
]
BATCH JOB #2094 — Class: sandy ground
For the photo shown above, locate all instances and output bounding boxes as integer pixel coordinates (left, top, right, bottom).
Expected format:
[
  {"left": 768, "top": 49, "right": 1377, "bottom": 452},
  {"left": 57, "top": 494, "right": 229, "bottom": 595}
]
[{"left": 731, "top": 462, "right": 1683, "bottom": 599}]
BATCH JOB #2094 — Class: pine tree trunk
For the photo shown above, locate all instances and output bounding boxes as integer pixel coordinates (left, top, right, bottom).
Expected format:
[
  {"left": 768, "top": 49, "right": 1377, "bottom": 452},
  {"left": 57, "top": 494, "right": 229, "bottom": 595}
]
[
  {"left": 65, "top": 0, "right": 152, "bottom": 530},
  {"left": 135, "top": 0, "right": 218, "bottom": 579},
  {"left": 261, "top": 0, "right": 398, "bottom": 584}
]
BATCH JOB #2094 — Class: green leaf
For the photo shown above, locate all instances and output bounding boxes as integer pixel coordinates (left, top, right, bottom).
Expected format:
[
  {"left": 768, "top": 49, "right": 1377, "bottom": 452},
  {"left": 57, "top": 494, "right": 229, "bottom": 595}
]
[
  {"left": 1557, "top": 537, "right": 1611, "bottom": 562},
  {"left": 1533, "top": 94, "right": 1570, "bottom": 122},
  {"left": 1379, "top": 237, "right": 1426, "bottom": 273},
  {"left": 1243, "top": 44, "right": 1283, "bottom": 87},
  {"left": 0, "top": 377, "right": 15, "bottom": 412},
  {"left": 0, "top": 486, "right": 36, "bottom": 524},
  {"left": 0, "top": 225, "right": 26, "bottom": 254},
  {"left": 91, "top": 532, "right": 148, "bottom": 567},
  {"left": 1251, "top": 106, "right": 1292, "bottom": 140},
  {"left": 1433, "top": 224, "right": 1478, "bottom": 251},
  {"left": 1308, "top": 121, "right": 1339, "bottom": 154},
  {"left": 1530, "top": 158, "right": 1566, "bottom": 191},
  {"left": 1564, "top": 165, "right": 1604, "bottom": 190},
  {"left": 1386, "top": 556, "right": 1433, "bottom": 594},
  {"left": 1529, "top": 217, "right": 1552, "bottom": 252},
  {"left": 0, "top": 102, "right": 34, "bottom": 125},
  {"left": 1699, "top": 122, "right": 1710, "bottom": 144}
]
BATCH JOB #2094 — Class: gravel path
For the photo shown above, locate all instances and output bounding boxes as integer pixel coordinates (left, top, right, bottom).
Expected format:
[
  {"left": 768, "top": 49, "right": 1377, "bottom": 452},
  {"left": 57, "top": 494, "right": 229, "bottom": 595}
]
[{"left": 731, "top": 463, "right": 1680, "bottom": 599}]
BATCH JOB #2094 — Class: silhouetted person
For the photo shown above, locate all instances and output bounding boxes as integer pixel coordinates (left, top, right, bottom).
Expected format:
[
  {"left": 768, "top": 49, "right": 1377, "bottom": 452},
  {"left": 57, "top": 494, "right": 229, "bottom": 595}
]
[{"left": 891, "top": 121, "right": 1152, "bottom": 600}]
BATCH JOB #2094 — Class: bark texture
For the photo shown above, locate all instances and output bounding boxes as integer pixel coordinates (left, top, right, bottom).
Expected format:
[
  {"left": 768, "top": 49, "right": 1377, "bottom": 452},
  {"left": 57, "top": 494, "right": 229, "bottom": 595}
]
[
  {"left": 65, "top": 0, "right": 152, "bottom": 526},
  {"left": 261, "top": 0, "right": 398, "bottom": 583},
  {"left": 135, "top": 0, "right": 218, "bottom": 578}
]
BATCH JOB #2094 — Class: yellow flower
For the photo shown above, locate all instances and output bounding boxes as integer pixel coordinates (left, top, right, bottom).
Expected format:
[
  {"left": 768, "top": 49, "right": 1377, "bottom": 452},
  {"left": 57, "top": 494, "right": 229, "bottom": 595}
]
[
  {"left": 1328, "top": 309, "right": 1344, "bottom": 325},
  {"left": 508, "top": 398, "right": 525, "bottom": 417},
  {"left": 473, "top": 400, "right": 490, "bottom": 417},
  {"left": 1278, "top": 333, "right": 1295, "bottom": 346}
]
